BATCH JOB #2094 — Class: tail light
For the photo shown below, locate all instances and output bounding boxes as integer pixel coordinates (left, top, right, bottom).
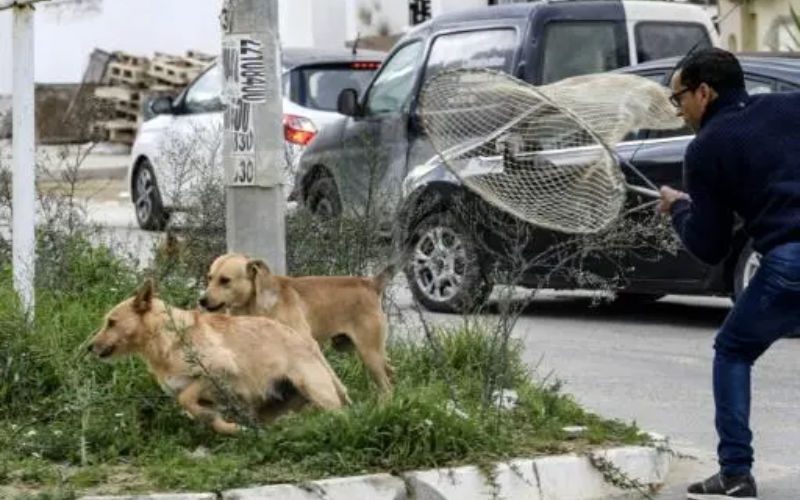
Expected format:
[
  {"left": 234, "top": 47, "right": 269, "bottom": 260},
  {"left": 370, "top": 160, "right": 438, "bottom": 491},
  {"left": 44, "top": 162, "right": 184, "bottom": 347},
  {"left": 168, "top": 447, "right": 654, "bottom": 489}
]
[
  {"left": 283, "top": 114, "right": 317, "bottom": 146},
  {"left": 351, "top": 61, "right": 381, "bottom": 70}
]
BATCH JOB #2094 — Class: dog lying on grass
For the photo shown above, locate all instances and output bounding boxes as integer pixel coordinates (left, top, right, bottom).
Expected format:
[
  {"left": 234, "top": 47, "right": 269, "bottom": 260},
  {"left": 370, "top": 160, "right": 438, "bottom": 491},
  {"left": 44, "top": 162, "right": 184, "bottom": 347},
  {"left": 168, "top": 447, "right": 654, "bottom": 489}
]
[
  {"left": 87, "top": 279, "right": 351, "bottom": 435},
  {"left": 200, "top": 254, "right": 396, "bottom": 392}
]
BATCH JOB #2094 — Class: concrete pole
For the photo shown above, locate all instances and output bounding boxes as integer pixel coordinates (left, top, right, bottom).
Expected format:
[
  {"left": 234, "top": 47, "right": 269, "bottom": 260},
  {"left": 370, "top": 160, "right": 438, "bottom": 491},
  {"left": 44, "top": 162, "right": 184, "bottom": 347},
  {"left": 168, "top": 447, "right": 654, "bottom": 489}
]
[
  {"left": 10, "top": 2, "right": 36, "bottom": 316},
  {"left": 220, "top": 0, "right": 286, "bottom": 274}
]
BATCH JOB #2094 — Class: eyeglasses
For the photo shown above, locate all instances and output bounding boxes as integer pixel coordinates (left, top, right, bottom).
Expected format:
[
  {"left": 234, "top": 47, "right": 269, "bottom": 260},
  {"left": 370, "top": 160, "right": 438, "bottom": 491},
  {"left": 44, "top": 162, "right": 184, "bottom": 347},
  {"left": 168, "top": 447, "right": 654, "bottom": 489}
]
[{"left": 669, "top": 87, "right": 693, "bottom": 107}]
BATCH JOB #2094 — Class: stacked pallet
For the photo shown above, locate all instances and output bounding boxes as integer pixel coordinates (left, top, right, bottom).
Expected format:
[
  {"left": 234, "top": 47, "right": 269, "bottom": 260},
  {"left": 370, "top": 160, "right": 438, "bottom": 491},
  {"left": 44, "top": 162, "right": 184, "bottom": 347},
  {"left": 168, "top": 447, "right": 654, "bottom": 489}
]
[{"left": 92, "top": 50, "right": 215, "bottom": 144}]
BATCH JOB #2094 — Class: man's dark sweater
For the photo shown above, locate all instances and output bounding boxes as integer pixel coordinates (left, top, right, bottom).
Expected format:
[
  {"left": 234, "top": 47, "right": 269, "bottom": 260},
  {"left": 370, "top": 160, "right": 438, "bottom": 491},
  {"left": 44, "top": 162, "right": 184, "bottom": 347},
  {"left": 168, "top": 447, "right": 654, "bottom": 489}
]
[{"left": 670, "top": 88, "right": 800, "bottom": 265}]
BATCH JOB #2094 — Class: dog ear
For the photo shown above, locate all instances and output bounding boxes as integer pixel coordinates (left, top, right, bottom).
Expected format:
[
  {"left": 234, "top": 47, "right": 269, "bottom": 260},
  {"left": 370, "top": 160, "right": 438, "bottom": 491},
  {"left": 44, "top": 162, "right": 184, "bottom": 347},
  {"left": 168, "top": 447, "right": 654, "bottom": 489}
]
[
  {"left": 133, "top": 278, "right": 156, "bottom": 314},
  {"left": 246, "top": 259, "right": 271, "bottom": 280},
  {"left": 246, "top": 259, "right": 278, "bottom": 310}
]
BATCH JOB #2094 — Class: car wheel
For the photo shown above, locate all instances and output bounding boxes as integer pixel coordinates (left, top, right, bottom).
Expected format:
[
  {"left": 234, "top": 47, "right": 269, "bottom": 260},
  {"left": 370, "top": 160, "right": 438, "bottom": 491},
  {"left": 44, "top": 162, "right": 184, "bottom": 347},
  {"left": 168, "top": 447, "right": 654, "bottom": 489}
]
[
  {"left": 733, "top": 241, "right": 760, "bottom": 300},
  {"left": 306, "top": 176, "right": 341, "bottom": 218},
  {"left": 132, "top": 159, "right": 168, "bottom": 231},
  {"left": 404, "top": 211, "right": 492, "bottom": 313}
]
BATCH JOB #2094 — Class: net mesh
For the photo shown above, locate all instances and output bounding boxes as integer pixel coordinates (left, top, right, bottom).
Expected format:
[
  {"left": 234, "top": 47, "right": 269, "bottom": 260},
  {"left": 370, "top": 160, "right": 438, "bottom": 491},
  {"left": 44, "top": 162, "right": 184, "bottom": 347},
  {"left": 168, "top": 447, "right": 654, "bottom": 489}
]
[{"left": 418, "top": 69, "right": 683, "bottom": 234}]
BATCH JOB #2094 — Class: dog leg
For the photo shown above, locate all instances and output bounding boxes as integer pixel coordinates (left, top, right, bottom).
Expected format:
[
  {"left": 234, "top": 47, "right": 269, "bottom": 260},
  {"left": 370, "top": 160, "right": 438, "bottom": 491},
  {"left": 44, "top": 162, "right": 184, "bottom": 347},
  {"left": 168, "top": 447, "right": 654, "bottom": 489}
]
[
  {"left": 350, "top": 321, "right": 393, "bottom": 393},
  {"left": 360, "top": 348, "right": 393, "bottom": 393},
  {"left": 311, "top": 344, "right": 352, "bottom": 406},
  {"left": 177, "top": 380, "right": 241, "bottom": 435},
  {"left": 289, "top": 363, "right": 346, "bottom": 411}
]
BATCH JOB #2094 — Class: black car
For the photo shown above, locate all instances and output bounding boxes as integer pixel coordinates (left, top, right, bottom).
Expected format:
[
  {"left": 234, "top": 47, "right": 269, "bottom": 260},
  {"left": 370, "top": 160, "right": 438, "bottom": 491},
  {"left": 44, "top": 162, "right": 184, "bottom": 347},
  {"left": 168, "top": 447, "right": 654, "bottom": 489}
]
[{"left": 397, "top": 54, "right": 800, "bottom": 312}]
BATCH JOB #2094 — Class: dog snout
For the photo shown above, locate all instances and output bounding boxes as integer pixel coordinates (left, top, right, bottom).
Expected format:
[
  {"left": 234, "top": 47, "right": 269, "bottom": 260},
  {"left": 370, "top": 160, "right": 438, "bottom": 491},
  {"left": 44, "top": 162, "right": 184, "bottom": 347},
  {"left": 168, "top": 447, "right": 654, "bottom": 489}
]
[
  {"left": 88, "top": 341, "right": 115, "bottom": 358},
  {"left": 198, "top": 295, "right": 224, "bottom": 312}
]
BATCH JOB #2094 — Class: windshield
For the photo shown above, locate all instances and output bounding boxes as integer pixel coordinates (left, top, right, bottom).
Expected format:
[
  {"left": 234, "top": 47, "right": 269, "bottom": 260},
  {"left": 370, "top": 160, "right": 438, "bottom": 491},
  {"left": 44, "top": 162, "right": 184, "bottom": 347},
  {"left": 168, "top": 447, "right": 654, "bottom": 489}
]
[{"left": 296, "top": 65, "right": 378, "bottom": 111}]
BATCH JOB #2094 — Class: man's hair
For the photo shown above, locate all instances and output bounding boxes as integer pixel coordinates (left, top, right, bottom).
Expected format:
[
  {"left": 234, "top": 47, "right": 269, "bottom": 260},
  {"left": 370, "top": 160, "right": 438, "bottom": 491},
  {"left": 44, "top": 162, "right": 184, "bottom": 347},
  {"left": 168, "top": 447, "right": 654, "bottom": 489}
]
[{"left": 676, "top": 48, "right": 745, "bottom": 92}]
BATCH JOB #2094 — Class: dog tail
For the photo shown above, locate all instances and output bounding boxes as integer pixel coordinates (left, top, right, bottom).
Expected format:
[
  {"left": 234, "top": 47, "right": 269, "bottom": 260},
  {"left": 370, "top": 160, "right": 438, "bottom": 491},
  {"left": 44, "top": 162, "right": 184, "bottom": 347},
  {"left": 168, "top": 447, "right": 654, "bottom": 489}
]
[{"left": 371, "top": 249, "right": 410, "bottom": 294}]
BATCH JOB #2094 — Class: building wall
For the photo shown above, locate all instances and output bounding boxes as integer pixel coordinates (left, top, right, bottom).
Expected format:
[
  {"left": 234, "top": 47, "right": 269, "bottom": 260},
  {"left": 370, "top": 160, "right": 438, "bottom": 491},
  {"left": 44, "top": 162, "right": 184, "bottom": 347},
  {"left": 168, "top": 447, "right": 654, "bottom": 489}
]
[{"left": 718, "top": 0, "right": 799, "bottom": 52}]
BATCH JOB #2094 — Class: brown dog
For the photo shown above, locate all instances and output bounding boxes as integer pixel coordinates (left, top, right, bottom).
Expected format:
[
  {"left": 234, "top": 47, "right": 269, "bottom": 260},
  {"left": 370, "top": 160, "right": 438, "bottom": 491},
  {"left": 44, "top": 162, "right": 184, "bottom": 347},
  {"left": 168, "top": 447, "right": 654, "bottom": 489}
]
[
  {"left": 200, "top": 254, "right": 396, "bottom": 392},
  {"left": 87, "top": 280, "right": 350, "bottom": 435}
]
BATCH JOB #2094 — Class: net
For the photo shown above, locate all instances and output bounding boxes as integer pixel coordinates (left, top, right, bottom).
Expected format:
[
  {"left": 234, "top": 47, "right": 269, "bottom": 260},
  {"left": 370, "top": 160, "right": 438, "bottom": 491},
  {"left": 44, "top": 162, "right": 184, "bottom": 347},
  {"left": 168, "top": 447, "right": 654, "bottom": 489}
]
[{"left": 418, "top": 69, "right": 683, "bottom": 234}]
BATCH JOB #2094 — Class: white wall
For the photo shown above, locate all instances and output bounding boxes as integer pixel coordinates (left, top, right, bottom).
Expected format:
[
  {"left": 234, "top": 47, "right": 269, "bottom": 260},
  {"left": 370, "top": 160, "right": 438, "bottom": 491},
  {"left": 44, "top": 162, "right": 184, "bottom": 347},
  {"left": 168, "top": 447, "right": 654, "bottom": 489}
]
[
  {"left": 432, "top": 0, "right": 485, "bottom": 18},
  {"left": 280, "top": 0, "right": 315, "bottom": 47},
  {"left": 349, "top": 0, "right": 411, "bottom": 39},
  {"left": 718, "top": 0, "right": 798, "bottom": 51}
]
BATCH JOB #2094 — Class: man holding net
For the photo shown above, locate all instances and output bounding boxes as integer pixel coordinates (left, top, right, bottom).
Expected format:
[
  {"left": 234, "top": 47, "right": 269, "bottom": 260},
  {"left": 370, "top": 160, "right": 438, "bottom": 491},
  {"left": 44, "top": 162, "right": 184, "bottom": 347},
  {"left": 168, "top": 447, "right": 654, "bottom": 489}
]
[{"left": 658, "top": 48, "right": 800, "bottom": 500}]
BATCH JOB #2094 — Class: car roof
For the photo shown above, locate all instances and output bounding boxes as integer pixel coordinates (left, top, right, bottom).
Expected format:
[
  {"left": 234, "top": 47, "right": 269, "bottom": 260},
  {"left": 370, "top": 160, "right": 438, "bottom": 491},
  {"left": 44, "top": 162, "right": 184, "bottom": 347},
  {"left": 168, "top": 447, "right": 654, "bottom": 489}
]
[
  {"left": 620, "top": 54, "right": 800, "bottom": 84},
  {"left": 282, "top": 47, "right": 386, "bottom": 68}
]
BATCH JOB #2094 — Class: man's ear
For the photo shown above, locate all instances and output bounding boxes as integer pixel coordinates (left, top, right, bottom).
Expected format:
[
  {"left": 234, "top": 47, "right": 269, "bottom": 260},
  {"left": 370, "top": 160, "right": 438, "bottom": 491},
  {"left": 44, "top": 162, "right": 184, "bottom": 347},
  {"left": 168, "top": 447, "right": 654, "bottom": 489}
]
[{"left": 133, "top": 278, "right": 156, "bottom": 314}]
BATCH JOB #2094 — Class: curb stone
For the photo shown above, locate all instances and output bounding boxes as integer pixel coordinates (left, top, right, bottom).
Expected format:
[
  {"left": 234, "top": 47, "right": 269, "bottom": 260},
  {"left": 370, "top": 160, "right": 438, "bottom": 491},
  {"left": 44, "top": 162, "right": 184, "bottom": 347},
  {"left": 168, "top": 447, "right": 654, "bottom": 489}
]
[
  {"left": 79, "top": 445, "right": 671, "bottom": 500},
  {"left": 81, "top": 494, "right": 216, "bottom": 500},
  {"left": 223, "top": 473, "right": 406, "bottom": 499}
]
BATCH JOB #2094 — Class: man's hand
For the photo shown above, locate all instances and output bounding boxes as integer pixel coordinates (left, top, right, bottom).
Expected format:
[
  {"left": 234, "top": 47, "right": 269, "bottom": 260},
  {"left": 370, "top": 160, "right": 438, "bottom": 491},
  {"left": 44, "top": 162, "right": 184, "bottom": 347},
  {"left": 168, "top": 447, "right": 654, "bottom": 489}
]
[{"left": 658, "top": 186, "right": 690, "bottom": 215}]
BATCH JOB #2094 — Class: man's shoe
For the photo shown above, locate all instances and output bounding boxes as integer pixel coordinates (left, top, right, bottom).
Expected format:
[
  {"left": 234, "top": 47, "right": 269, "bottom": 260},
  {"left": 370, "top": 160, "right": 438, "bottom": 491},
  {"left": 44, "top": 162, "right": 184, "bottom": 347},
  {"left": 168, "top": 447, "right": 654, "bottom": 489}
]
[{"left": 687, "top": 472, "right": 758, "bottom": 499}]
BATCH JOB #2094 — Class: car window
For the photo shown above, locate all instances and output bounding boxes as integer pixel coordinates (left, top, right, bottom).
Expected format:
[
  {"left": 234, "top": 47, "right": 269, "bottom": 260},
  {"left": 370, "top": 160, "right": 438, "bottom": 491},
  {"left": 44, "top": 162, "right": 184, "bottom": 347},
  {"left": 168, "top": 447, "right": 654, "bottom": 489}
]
[
  {"left": 423, "top": 29, "right": 517, "bottom": 82},
  {"left": 365, "top": 41, "right": 424, "bottom": 115},
  {"left": 635, "top": 22, "right": 712, "bottom": 64},
  {"left": 645, "top": 75, "right": 775, "bottom": 140},
  {"left": 745, "top": 77, "right": 774, "bottom": 95},
  {"left": 541, "top": 21, "right": 629, "bottom": 84},
  {"left": 624, "top": 71, "right": 670, "bottom": 140},
  {"left": 185, "top": 64, "right": 223, "bottom": 114},
  {"left": 778, "top": 81, "right": 800, "bottom": 92},
  {"left": 297, "top": 65, "right": 378, "bottom": 111}
]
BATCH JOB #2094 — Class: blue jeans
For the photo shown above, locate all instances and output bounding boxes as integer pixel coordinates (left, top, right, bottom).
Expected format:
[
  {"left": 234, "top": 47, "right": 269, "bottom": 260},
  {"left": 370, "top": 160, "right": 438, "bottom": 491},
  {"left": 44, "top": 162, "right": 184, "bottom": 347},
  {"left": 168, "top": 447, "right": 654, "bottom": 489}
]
[{"left": 714, "top": 242, "right": 800, "bottom": 476}]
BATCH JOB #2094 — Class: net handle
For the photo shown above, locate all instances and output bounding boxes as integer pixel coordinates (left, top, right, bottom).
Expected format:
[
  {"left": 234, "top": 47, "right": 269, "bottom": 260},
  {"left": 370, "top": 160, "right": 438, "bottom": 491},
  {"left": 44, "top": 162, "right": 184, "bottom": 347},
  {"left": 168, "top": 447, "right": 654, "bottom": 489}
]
[{"left": 627, "top": 184, "right": 659, "bottom": 198}]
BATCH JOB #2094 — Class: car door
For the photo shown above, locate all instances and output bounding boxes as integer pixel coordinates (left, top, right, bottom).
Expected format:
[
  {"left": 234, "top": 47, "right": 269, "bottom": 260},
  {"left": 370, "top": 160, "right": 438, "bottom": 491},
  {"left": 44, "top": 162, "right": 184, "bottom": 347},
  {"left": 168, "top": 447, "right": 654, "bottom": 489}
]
[
  {"left": 405, "top": 26, "right": 521, "bottom": 179},
  {"left": 618, "top": 68, "right": 710, "bottom": 288},
  {"left": 156, "top": 64, "right": 224, "bottom": 208},
  {"left": 335, "top": 40, "right": 425, "bottom": 221}
]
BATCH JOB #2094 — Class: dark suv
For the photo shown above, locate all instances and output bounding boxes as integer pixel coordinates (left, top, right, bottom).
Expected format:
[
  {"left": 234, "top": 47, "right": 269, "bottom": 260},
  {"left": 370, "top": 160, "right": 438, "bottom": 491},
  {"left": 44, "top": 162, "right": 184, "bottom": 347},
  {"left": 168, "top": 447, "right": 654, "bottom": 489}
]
[
  {"left": 398, "top": 54, "right": 800, "bottom": 312},
  {"left": 296, "top": 1, "right": 717, "bottom": 222}
]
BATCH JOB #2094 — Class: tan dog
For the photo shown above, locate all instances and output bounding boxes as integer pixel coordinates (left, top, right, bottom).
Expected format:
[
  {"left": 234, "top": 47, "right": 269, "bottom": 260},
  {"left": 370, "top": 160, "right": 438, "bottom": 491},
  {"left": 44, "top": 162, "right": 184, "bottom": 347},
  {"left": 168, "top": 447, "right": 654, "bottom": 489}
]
[
  {"left": 87, "top": 280, "right": 350, "bottom": 435},
  {"left": 200, "top": 254, "right": 396, "bottom": 392}
]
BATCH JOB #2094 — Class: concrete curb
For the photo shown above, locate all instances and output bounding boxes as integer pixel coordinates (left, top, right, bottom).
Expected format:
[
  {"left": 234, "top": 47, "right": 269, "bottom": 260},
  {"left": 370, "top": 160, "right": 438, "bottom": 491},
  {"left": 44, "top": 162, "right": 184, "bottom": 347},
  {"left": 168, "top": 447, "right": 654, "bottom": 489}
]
[{"left": 78, "top": 445, "right": 672, "bottom": 500}]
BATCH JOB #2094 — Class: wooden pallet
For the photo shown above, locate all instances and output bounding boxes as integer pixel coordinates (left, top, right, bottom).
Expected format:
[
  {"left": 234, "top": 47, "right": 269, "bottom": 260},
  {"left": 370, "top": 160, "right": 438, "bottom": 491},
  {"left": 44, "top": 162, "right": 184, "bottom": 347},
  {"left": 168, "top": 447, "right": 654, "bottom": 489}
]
[
  {"left": 93, "top": 119, "right": 137, "bottom": 144},
  {"left": 110, "top": 51, "right": 149, "bottom": 67},
  {"left": 105, "top": 62, "right": 148, "bottom": 87},
  {"left": 147, "top": 59, "right": 202, "bottom": 86},
  {"left": 94, "top": 86, "right": 141, "bottom": 105}
]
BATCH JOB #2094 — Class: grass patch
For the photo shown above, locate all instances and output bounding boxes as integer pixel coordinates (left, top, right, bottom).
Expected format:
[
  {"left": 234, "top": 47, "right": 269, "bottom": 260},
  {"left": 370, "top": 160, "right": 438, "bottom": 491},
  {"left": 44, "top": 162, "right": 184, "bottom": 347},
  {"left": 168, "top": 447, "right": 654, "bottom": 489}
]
[{"left": 0, "top": 235, "right": 646, "bottom": 498}]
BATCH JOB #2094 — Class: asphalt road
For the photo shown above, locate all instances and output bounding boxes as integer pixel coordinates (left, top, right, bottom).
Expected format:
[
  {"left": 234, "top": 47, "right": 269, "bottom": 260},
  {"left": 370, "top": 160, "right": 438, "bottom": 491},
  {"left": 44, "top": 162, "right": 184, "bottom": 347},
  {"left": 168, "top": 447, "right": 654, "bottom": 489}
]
[{"left": 40, "top": 184, "right": 800, "bottom": 498}]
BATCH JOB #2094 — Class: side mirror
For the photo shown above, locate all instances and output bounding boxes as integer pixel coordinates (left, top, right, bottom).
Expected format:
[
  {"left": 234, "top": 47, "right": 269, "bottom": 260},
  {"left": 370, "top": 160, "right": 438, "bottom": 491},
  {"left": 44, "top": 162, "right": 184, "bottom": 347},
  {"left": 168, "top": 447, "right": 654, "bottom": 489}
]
[
  {"left": 337, "top": 88, "right": 361, "bottom": 117},
  {"left": 148, "top": 96, "right": 174, "bottom": 116}
]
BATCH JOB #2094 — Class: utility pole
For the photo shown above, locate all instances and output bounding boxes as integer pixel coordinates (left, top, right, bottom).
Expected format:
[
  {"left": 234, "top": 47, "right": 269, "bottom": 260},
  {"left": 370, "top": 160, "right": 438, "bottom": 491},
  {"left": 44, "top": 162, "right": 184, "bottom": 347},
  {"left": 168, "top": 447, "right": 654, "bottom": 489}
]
[
  {"left": 220, "top": 0, "right": 286, "bottom": 273},
  {"left": 1, "top": 0, "right": 45, "bottom": 317}
]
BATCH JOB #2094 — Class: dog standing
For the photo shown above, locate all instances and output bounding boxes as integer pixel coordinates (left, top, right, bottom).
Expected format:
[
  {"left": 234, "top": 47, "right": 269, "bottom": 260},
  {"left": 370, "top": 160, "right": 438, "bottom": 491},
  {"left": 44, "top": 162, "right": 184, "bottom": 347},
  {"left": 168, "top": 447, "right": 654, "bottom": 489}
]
[
  {"left": 87, "top": 280, "right": 350, "bottom": 435},
  {"left": 200, "top": 254, "right": 396, "bottom": 392}
]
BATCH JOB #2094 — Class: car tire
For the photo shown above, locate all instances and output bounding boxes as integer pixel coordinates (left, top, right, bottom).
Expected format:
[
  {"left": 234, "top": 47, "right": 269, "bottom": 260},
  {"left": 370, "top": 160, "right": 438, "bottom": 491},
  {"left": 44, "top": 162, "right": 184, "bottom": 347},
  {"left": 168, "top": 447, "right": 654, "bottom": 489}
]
[
  {"left": 733, "top": 240, "right": 760, "bottom": 301},
  {"left": 306, "top": 175, "right": 341, "bottom": 218},
  {"left": 404, "top": 211, "right": 493, "bottom": 313},
  {"left": 132, "top": 159, "right": 168, "bottom": 231}
]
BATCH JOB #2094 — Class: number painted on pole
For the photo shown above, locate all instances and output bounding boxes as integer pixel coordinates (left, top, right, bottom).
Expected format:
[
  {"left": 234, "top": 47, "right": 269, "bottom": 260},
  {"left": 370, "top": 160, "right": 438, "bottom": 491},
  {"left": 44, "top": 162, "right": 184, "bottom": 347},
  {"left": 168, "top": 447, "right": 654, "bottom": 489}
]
[{"left": 233, "top": 158, "right": 255, "bottom": 184}]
